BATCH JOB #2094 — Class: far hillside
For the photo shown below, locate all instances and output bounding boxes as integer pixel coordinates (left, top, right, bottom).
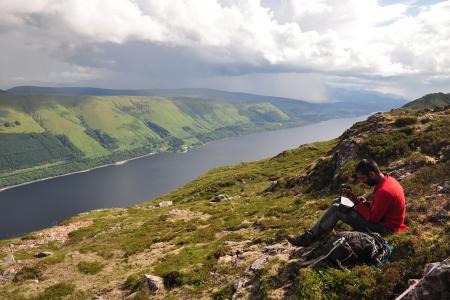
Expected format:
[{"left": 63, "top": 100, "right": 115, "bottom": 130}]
[
  {"left": 7, "top": 86, "right": 406, "bottom": 113},
  {"left": 404, "top": 92, "right": 450, "bottom": 109}
]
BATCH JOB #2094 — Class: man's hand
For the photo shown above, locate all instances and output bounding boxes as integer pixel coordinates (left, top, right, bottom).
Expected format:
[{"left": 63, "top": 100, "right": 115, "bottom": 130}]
[
  {"left": 342, "top": 187, "right": 357, "bottom": 202},
  {"left": 355, "top": 196, "right": 367, "bottom": 205}
]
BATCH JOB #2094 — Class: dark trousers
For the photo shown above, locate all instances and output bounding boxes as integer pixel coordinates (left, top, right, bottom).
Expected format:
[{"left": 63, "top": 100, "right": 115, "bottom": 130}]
[{"left": 310, "top": 199, "right": 390, "bottom": 238}]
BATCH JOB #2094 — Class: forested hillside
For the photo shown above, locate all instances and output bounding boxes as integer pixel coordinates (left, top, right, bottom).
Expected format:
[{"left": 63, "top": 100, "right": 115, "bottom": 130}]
[{"left": 0, "top": 89, "right": 401, "bottom": 189}]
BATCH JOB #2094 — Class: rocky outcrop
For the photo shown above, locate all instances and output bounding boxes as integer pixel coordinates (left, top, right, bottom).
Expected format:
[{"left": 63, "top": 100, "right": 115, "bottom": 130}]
[
  {"left": 285, "top": 113, "right": 388, "bottom": 194},
  {"left": 139, "top": 274, "right": 164, "bottom": 294},
  {"left": 441, "top": 145, "right": 450, "bottom": 161},
  {"left": 126, "top": 274, "right": 165, "bottom": 299},
  {"left": 2, "top": 255, "right": 15, "bottom": 263},
  {"left": 210, "top": 194, "right": 230, "bottom": 203},
  {"left": 225, "top": 242, "right": 295, "bottom": 299},
  {"left": 397, "top": 258, "right": 450, "bottom": 300},
  {"left": 0, "top": 220, "right": 93, "bottom": 253}
]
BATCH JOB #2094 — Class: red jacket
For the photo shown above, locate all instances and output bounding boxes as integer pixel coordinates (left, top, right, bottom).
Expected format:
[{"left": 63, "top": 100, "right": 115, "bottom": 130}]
[{"left": 356, "top": 174, "right": 408, "bottom": 233}]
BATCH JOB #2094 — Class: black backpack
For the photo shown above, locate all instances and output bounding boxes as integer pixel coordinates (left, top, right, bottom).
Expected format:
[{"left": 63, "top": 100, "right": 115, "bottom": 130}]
[{"left": 299, "top": 231, "right": 392, "bottom": 270}]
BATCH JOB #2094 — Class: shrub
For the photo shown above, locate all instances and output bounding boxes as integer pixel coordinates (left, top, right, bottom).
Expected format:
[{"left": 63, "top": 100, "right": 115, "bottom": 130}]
[
  {"left": 359, "top": 132, "right": 411, "bottom": 164},
  {"left": 295, "top": 266, "right": 378, "bottom": 299},
  {"left": 123, "top": 272, "right": 142, "bottom": 291},
  {"left": 14, "top": 120, "right": 21, "bottom": 126},
  {"left": 77, "top": 261, "right": 104, "bottom": 275},
  {"left": 213, "top": 245, "right": 231, "bottom": 259},
  {"left": 336, "top": 159, "right": 358, "bottom": 184},
  {"left": 34, "top": 283, "right": 76, "bottom": 300},
  {"left": 13, "top": 266, "right": 43, "bottom": 282},
  {"left": 21, "top": 233, "right": 39, "bottom": 240},
  {"left": 163, "top": 271, "right": 183, "bottom": 289},
  {"left": 213, "top": 284, "right": 236, "bottom": 300},
  {"left": 394, "top": 116, "right": 418, "bottom": 127}
]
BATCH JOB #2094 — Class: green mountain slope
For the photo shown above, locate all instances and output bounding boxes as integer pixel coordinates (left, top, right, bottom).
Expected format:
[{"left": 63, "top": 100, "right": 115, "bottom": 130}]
[
  {"left": 0, "top": 93, "right": 303, "bottom": 188},
  {"left": 404, "top": 92, "right": 450, "bottom": 109},
  {"left": 0, "top": 104, "right": 448, "bottom": 299},
  {"left": 0, "top": 89, "right": 399, "bottom": 189}
]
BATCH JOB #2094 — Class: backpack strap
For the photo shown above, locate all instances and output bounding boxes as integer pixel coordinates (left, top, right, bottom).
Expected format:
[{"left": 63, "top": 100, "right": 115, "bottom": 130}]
[{"left": 298, "top": 237, "right": 353, "bottom": 269}]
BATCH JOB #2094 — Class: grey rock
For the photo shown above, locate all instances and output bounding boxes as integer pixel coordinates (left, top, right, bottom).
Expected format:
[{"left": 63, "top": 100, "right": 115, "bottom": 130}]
[
  {"left": 246, "top": 255, "right": 268, "bottom": 275},
  {"left": 400, "top": 258, "right": 450, "bottom": 300},
  {"left": 441, "top": 181, "right": 450, "bottom": 194},
  {"left": 264, "top": 181, "right": 278, "bottom": 193},
  {"left": 441, "top": 145, "right": 450, "bottom": 161},
  {"left": 34, "top": 251, "right": 53, "bottom": 258},
  {"left": 263, "top": 243, "right": 288, "bottom": 255},
  {"left": 158, "top": 201, "right": 173, "bottom": 207},
  {"left": 2, "top": 268, "right": 16, "bottom": 277},
  {"left": 234, "top": 278, "right": 251, "bottom": 290},
  {"left": 139, "top": 274, "right": 164, "bottom": 294},
  {"left": 2, "top": 255, "right": 15, "bottom": 263},
  {"left": 211, "top": 194, "right": 230, "bottom": 203}
]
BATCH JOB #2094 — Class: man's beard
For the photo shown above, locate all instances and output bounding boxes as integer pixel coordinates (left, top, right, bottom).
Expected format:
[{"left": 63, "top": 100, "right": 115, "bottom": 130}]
[{"left": 367, "top": 177, "right": 378, "bottom": 186}]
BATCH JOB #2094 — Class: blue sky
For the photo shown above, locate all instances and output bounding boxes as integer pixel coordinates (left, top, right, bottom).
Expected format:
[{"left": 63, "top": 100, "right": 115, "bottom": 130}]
[{"left": 0, "top": 0, "right": 449, "bottom": 101}]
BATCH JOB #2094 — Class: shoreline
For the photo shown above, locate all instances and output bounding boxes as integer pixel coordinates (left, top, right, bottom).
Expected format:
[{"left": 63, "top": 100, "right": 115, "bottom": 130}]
[
  {"left": 0, "top": 131, "right": 251, "bottom": 193},
  {"left": 0, "top": 142, "right": 205, "bottom": 193},
  {"left": 0, "top": 151, "right": 158, "bottom": 193}
]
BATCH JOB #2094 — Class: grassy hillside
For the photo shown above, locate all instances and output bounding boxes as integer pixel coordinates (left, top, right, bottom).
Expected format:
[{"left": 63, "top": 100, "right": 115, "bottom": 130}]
[
  {"left": 0, "top": 94, "right": 305, "bottom": 188},
  {"left": 404, "top": 92, "right": 450, "bottom": 109},
  {"left": 0, "top": 90, "right": 393, "bottom": 189},
  {"left": 0, "top": 105, "right": 448, "bottom": 299}
]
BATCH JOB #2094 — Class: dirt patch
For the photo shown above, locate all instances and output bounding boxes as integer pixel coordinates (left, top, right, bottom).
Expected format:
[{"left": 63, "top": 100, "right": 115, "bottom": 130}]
[
  {"left": 0, "top": 221, "right": 93, "bottom": 253},
  {"left": 166, "top": 209, "right": 211, "bottom": 222}
]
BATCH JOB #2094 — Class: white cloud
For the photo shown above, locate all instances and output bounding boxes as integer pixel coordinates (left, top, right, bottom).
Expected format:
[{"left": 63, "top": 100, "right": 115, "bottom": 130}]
[{"left": 0, "top": 0, "right": 449, "bottom": 97}]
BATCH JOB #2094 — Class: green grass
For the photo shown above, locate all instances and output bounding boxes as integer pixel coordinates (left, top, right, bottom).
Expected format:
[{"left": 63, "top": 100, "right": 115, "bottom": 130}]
[
  {"left": 35, "top": 106, "right": 108, "bottom": 157},
  {"left": 0, "top": 107, "right": 44, "bottom": 133},
  {"left": 77, "top": 261, "right": 104, "bottom": 275},
  {"left": 31, "top": 283, "right": 77, "bottom": 300}
]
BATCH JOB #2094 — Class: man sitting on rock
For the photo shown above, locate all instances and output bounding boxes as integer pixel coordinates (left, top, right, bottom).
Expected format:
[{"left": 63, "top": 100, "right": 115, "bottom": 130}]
[{"left": 287, "top": 159, "right": 408, "bottom": 247}]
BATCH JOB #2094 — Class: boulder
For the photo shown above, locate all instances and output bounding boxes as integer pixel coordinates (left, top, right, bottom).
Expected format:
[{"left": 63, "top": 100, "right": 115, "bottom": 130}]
[
  {"left": 139, "top": 274, "right": 164, "bottom": 294},
  {"left": 234, "top": 278, "right": 251, "bottom": 290},
  {"left": 441, "top": 145, "right": 450, "bottom": 161},
  {"left": 1, "top": 267, "right": 17, "bottom": 280},
  {"left": 398, "top": 258, "right": 450, "bottom": 300},
  {"left": 245, "top": 255, "right": 268, "bottom": 275},
  {"left": 2, "top": 255, "right": 15, "bottom": 263},
  {"left": 34, "top": 251, "right": 53, "bottom": 258},
  {"left": 264, "top": 181, "right": 278, "bottom": 193},
  {"left": 209, "top": 194, "right": 230, "bottom": 204},
  {"left": 263, "top": 243, "right": 289, "bottom": 255},
  {"left": 442, "top": 181, "right": 450, "bottom": 194},
  {"left": 158, "top": 201, "right": 173, "bottom": 207}
]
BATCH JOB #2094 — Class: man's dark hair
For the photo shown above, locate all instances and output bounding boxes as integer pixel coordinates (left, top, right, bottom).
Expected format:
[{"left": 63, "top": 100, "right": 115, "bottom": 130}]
[{"left": 355, "top": 159, "right": 380, "bottom": 175}]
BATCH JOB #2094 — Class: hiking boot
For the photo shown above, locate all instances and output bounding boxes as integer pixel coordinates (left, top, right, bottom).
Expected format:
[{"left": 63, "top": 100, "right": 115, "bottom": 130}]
[{"left": 287, "top": 230, "right": 316, "bottom": 247}]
